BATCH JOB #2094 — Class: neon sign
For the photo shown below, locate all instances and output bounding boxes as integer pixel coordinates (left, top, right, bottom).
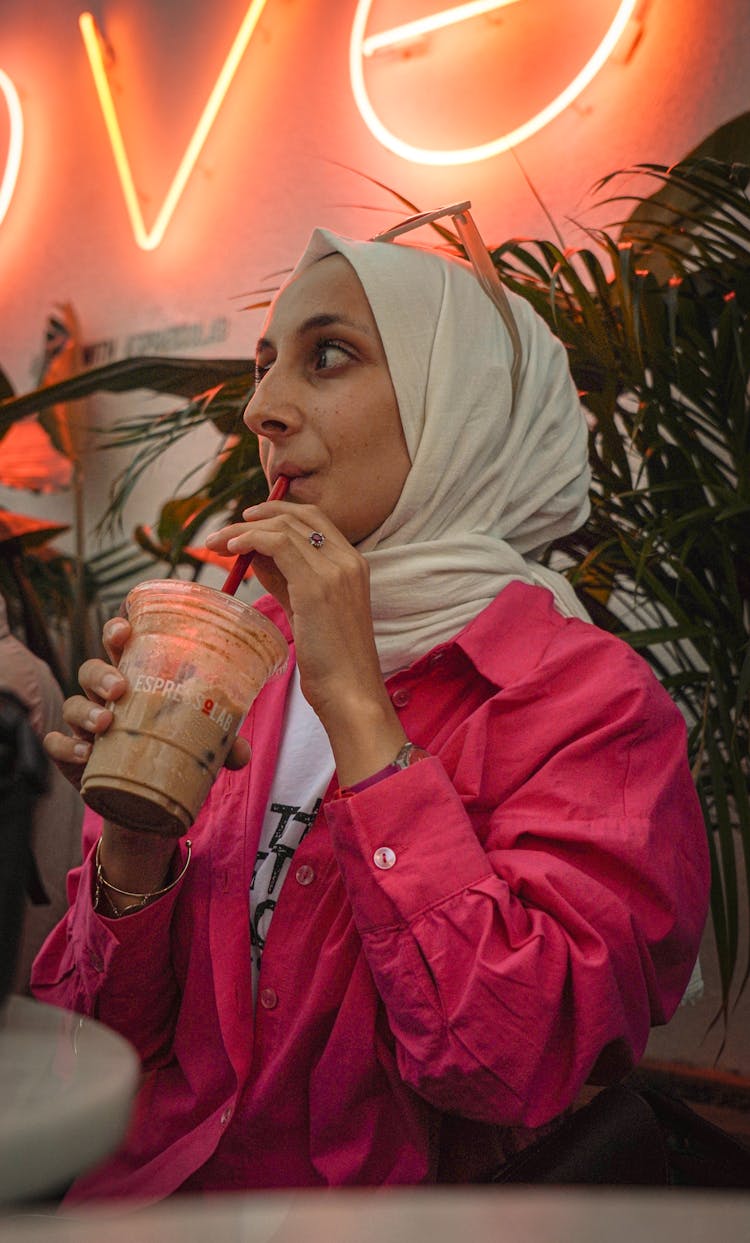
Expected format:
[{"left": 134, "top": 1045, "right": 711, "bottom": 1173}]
[
  {"left": 360, "top": 0, "right": 525, "bottom": 57},
  {"left": 0, "top": 69, "right": 23, "bottom": 228},
  {"left": 0, "top": 4, "right": 644, "bottom": 245},
  {"left": 78, "top": 1, "right": 268, "bottom": 251},
  {"left": 350, "top": 0, "right": 639, "bottom": 165}
]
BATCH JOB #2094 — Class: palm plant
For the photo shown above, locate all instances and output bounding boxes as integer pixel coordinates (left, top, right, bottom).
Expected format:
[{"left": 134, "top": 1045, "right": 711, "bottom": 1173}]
[
  {"left": 489, "top": 160, "right": 749, "bottom": 1020},
  {"left": 0, "top": 159, "right": 747, "bottom": 1017}
]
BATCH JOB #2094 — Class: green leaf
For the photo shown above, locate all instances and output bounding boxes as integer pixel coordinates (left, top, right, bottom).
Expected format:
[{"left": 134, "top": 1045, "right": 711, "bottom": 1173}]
[{"left": 0, "top": 356, "right": 252, "bottom": 433}]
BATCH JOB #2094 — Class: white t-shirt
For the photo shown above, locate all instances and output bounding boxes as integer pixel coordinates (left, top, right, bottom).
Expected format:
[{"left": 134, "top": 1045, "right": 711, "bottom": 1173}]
[{"left": 249, "top": 665, "right": 335, "bottom": 996}]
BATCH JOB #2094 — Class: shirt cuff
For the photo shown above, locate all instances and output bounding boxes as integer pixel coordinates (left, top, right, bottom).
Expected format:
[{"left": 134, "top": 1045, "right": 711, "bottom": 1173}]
[
  {"left": 325, "top": 757, "right": 494, "bottom": 931},
  {"left": 71, "top": 840, "right": 188, "bottom": 985},
  {"left": 335, "top": 763, "right": 401, "bottom": 798}
]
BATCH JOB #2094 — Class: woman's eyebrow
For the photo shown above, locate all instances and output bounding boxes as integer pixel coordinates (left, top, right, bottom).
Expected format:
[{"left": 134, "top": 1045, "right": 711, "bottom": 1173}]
[{"left": 256, "top": 311, "right": 373, "bottom": 355}]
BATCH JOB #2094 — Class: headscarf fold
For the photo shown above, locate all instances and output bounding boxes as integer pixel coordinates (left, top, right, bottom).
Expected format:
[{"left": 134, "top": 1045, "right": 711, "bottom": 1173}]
[{"left": 288, "top": 230, "right": 591, "bottom": 674}]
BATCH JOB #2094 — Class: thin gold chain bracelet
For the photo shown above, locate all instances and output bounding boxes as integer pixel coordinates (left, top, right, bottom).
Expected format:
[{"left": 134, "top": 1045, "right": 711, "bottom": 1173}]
[{"left": 94, "top": 837, "right": 192, "bottom": 918}]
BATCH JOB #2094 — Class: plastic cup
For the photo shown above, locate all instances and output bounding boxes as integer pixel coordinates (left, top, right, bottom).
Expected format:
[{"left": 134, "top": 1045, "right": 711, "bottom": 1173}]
[{"left": 80, "top": 580, "right": 288, "bottom": 836}]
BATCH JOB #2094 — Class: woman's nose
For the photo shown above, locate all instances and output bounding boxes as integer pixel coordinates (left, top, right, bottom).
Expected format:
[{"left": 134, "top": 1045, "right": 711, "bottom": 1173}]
[{"left": 243, "top": 375, "right": 302, "bottom": 439}]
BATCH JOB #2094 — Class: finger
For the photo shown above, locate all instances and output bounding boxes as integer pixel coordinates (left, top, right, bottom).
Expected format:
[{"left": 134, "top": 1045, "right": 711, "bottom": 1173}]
[
  {"left": 225, "top": 736, "right": 251, "bottom": 770},
  {"left": 227, "top": 528, "right": 365, "bottom": 613},
  {"left": 244, "top": 553, "right": 292, "bottom": 617},
  {"left": 204, "top": 521, "right": 252, "bottom": 555},
  {"left": 205, "top": 519, "right": 322, "bottom": 587},
  {"left": 207, "top": 503, "right": 347, "bottom": 556},
  {"left": 242, "top": 502, "right": 351, "bottom": 550},
  {"left": 44, "top": 728, "right": 93, "bottom": 791},
  {"left": 51, "top": 674, "right": 125, "bottom": 789},
  {"left": 206, "top": 512, "right": 358, "bottom": 618},
  {"left": 225, "top": 518, "right": 336, "bottom": 565},
  {"left": 102, "top": 616, "right": 131, "bottom": 665},
  {"left": 62, "top": 693, "right": 116, "bottom": 738},
  {"left": 78, "top": 658, "right": 128, "bottom": 706}
]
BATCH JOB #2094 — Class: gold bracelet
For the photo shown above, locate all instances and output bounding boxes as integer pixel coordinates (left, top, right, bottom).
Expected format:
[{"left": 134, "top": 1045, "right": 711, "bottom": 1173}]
[{"left": 94, "top": 837, "right": 192, "bottom": 918}]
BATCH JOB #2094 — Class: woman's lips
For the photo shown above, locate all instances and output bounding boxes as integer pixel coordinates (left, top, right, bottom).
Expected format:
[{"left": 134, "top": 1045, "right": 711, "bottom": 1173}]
[
  {"left": 286, "top": 473, "right": 314, "bottom": 498},
  {"left": 274, "top": 468, "right": 313, "bottom": 492}
]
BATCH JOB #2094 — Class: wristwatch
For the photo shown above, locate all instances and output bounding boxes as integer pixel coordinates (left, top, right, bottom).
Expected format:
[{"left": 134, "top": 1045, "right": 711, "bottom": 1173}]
[
  {"left": 392, "top": 741, "right": 431, "bottom": 769},
  {"left": 336, "top": 740, "right": 431, "bottom": 797}
]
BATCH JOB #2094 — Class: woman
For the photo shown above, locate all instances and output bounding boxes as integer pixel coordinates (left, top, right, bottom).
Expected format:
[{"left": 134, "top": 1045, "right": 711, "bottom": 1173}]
[{"left": 35, "top": 216, "right": 709, "bottom": 1201}]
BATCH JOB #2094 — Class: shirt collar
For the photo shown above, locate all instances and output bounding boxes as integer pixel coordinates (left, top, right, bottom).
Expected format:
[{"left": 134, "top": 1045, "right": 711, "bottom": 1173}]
[{"left": 409, "top": 581, "right": 567, "bottom": 688}]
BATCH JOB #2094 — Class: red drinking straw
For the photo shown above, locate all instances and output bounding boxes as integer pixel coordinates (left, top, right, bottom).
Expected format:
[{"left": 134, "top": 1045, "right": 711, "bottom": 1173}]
[{"left": 221, "top": 475, "right": 289, "bottom": 595}]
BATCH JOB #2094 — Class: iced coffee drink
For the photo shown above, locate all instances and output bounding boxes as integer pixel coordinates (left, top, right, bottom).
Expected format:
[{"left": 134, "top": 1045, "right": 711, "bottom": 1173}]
[{"left": 81, "top": 581, "right": 288, "bottom": 835}]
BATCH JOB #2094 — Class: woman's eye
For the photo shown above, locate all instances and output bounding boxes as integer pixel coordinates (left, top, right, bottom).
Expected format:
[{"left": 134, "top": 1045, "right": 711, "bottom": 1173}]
[
  {"left": 254, "top": 360, "right": 271, "bottom": 386},
  {"left": 314, "top": 340, "right": 351, "bottom": 371}
]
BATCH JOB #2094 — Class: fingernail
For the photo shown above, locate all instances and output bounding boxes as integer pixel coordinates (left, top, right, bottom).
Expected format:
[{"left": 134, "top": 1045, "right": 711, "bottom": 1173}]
[
  {"left": 104, "top": 618, "right": 128, "bottom": 638},
  {"left": 86, "top": 706, "right": 106, "bottom": 728},
  {"left": 74, "top": 742, "right": 91, "bottom": 759},
  {"left": 101, "top": 673, "right": 121, "bottom": 694}
]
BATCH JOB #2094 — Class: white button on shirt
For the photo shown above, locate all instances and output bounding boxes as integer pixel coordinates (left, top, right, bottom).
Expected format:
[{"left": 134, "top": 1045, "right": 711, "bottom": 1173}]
[{"left": 373, "top": 847, "right": 397, "bottom": 870}]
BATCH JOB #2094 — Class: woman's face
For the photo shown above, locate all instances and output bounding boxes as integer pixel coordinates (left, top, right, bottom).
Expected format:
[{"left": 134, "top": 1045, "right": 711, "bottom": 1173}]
[{"left": 243, "top": 254, "right": 410, "bottom": 545}]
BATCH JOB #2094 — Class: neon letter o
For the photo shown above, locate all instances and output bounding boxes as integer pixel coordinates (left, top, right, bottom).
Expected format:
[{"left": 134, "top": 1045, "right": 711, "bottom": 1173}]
[
  {"left": 0, "top": 69, "right": 23, "bottom": 226},
  {"left": 349, "top": 0, "right": 639, "bottom": 166}
]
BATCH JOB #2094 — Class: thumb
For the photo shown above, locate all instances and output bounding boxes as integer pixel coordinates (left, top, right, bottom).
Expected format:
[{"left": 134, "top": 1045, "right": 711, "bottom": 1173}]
[{"left": 225, "top": 736, "right": 251, "bottom": 771}]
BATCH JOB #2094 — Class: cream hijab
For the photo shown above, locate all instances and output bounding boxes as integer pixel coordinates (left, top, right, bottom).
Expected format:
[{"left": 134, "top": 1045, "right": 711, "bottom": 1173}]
[{"left": 287, "top": 230, "right": 591, "bottom": 675}]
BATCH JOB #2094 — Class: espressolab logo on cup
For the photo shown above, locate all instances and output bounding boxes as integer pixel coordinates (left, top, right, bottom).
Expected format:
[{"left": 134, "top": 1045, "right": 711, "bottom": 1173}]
[
  {"left": 350, "top": 0, "right": 638, "bottom": 164},
  {"left": 127, "top": 671, "right": 237, "bottom": 734}
]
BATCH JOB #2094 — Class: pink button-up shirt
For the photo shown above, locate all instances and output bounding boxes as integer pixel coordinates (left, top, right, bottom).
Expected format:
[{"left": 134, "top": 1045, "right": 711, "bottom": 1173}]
[{"left": 31, "top": 583, "right": 709, "bottom": 1202}]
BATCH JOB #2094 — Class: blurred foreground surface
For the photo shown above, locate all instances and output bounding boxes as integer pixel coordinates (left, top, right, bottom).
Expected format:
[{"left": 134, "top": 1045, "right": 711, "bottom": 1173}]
[{"left": 2, "top": 1187, "right": 750, "bottom": 1243}]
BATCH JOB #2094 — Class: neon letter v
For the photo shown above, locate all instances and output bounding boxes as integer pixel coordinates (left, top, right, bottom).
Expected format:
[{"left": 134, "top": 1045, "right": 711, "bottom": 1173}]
[{"left": 79, "top": 2, "right": 268, "bottom": 251}]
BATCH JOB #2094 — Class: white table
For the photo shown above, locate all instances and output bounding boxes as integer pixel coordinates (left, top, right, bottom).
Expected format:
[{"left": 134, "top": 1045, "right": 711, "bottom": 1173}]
[
  {"left": 0, "top": 995, "right": 139, "bottom": 1205},
  {"left": 0, "top": 1187, "right": 749, "bottom": 1243}
]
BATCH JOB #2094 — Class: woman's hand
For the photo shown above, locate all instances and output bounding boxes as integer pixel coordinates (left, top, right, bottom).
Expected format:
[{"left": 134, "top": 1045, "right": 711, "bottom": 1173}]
[
  {"left": 44, "top": 617, "right": 251, "bottom": 792},
  {"left": 44, "top": 614, "right": 253, "bottom": 905},
  {"left": 43, "top": 618, "right": 175, "bottom": 901},
  {"left": 44, "top": 616, "right": 132, "bottom": 791},
  {"left": 206, "top": 501, "right": 408, "bottom": 785}
]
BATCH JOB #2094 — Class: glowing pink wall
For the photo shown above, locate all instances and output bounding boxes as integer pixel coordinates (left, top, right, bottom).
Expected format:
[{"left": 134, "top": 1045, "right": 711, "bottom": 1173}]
[
  {"left": 1, "top": 0, "right": 749, "bottom": 550},
  {"left": 1, "top": 0, "right": 749, "bottom": 391}
]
